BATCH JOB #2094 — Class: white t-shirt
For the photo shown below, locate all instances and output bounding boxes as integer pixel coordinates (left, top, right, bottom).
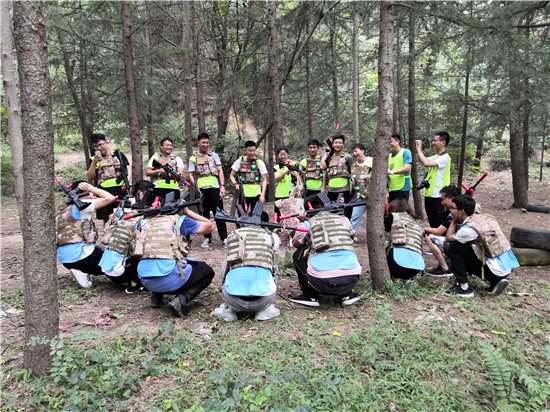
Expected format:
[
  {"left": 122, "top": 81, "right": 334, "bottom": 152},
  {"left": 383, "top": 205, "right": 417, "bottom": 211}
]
[{"left": 428, "top": 154, "right": 449, "bottom": 198}]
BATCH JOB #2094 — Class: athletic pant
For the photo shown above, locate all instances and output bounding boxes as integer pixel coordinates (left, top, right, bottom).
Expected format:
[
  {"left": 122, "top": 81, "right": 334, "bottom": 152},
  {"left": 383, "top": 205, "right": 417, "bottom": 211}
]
[
  {"left": 446, "top": 241, "right": 504, "bottom": 287},
  {"left": 201, "top": 187, "right": 228, "bottom": 240},
  {"left": 386, "top": 249, "right": 420, "bottom": 280},
  {"left": 328, "top": 191, "right": 352, "bottom": 219},
  {"left": 62, "top": 248, "right": 105, "bottom": 276},
  {"left": 425, "top": 197, "right": 444, "bottom": 228}
]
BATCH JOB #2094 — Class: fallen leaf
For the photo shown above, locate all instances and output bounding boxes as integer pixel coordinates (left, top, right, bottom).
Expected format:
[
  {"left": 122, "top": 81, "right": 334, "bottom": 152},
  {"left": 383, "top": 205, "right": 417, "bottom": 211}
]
[
  {"left": 333, "top": 331, "right": 341, "bottom": 336},
  {"left": 491, "top": 330, "right": 506, "bottom": 335}
]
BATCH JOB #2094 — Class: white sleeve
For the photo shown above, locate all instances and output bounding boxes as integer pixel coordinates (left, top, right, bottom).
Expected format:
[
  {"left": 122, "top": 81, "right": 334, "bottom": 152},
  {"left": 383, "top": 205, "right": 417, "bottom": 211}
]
[
  {"left": 258, "top": 161, "right": 268, "bottom": 175},
  {"left": 147, "top": 156, "right": 155, "bottom": 168},
  {"left": 176, "top": 157, "right": 185, "bottom": 170},
  {"left": 214, "top": 153, "right": 222, "bottom": 166},
  {"left": 231, "top": 159, "right": 241, "bottom": 172},
  {"left": 454, "top": 226, "right": 478, "bottom": 243},
  {"left": 272, "top": 234, "right": 281, "bottom": 251}
]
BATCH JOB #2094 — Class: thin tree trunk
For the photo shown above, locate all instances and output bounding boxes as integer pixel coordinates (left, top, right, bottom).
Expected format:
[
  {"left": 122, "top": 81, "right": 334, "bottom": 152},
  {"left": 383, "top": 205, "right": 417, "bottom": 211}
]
[
  {"left": 212, "top": 2, "right": 229, "bottom": 139},
  {"left": 352, "top": 10, "right": 360, "bottom": 143},
  {"left": 191, "top": 0, "right": 205, "bottom": 134},
  {"left": 540, "top": 119, "right": 546, "bottom": 182},
  {"left": 395, "top": 26, "right": 405, "bottom": 138},
  {"left": 182, "top": 0, "right": 193, "bottom": 159},
  {"left": 457, "top": 65, "right": 470, "bottom": 188},
  {"left": 121, "top": 1, "right": 142, "bottom": 184},
  {"left": 138, "top": 0, "right": 155, "bottom": 159},
  {"left": 407, "top": 8, "right": 424, "bottom": 220},
  {"left": 1, "top": 0, "right": 24, "bottom": 219},
  {"left": 305, "top": 6, "right": 313, "bottom": 141},
  {"left": 367, "top": 1, "right": 393, "bottom": 290},
  {"left": 330, "top": 24, "right": 340, "bottom": 126},
  {"left": 13, "top": 0, "right": 59, "bottom": 375}
]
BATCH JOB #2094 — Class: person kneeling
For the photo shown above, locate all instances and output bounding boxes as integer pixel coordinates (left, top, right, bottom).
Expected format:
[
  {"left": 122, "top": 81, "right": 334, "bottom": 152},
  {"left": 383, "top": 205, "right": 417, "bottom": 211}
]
[
  {"left": 136, "top": 203, "right": 215, "bottom": 317},
  {"left": 384, "top": 199, "right": 425, "bottom": 281},
  {"left": 214, "top": 224, "right": 281, "bottom": 321},
  {"left": 290, "top": 211, "right": 361, "bottom": 307}
]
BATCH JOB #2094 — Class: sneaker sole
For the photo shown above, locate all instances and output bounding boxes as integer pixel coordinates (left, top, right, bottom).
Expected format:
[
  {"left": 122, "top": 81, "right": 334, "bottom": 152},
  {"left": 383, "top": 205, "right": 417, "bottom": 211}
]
[
  {"left": 341, "top": 297, "right": 359, "bottom": 307},
  {"left": 428, "top": 273, "right": 454, "bottom": 278},
  {"left": 289, "top": 299, "right": 320, "bottom": 307},
  {"left": 445, "top": 292, "right": 474, "bottom": 298},
  {"left": 488, "top": 279, "right": 509, "bottom": 296}
]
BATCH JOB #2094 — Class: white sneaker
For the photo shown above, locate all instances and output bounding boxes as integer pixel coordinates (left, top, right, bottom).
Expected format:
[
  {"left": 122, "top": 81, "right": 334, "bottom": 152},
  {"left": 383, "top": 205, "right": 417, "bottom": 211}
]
[
  {"left": 214, "top": 303, "right": 237, "bottom": 321},
  {"left": 222, "top": 239, "right": 228, "bottom": 248},
  {"left": 201, "top": 238, "right": 212, "bottom": 248},
  {"left": 255, "top": 304, "right": 280, "bottom": 321},
  {"left": 70, "top": 269, "right": 92, "bottom": 288}
]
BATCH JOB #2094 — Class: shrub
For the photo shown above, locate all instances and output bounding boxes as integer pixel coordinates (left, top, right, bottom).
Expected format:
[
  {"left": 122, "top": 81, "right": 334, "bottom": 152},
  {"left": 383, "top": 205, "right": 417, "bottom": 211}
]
[{"left": 489, "top": 144, "right": 511, "bottom": 171}]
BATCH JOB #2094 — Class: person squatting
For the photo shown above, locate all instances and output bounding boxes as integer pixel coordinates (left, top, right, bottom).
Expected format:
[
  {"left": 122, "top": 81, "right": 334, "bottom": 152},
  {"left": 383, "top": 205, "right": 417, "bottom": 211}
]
[{"left": 55, "top": 130, "right": 520, "bottom": 320}]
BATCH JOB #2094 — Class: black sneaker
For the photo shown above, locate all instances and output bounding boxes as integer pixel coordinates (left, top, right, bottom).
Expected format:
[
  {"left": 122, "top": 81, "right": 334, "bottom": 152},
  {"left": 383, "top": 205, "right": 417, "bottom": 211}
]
[
  {"left": 487, "top": 279, "right": 509, "bottom": 296},
  {"left": 125, "top": 282, "right": 146, "bottom": 294},
  {"left": 168, "top": 296, "right": 189, "bottom": 318},
  {"left": 289, "top": 294, "right": 320, "bottom": 307},
  {"left": 340, "top": 292, "right": 360, "bottom": 307},
  {"left": 150, "top": 293, "right": 164, "bottom": 308},
  {"left": 445, "top": 284, "right": 474, "bottom": 298},
  {"left": 427, "top": 266, "right": 453, "bottom": 278}
]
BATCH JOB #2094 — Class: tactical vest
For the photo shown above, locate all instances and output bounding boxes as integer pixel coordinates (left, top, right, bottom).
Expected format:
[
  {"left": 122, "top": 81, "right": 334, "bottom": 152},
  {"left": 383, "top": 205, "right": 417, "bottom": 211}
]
[
  {"left": 238, "top": 157, "right": 261, "bottom": 184},
  {"left": 100, "top": 206, "right": 141, "bottom": 257},
  {"left": 464, "top": 214, "right": 510, "bottom": 259},
  {"left": 304, "top": 156, "right": 323, "bottom": 181},
  {"left": 225, "top": 227, "right": 275, "bottom": 274},
  {"left": 425, "top": 153, "right": 451, "bottom": 197},
  {"left": 193, "top": 152, "right": 219, "bottom": 179},
  {"left": 151, "top": 153, "right": 180, "bottom": 189},
  {"left": 390, "top": 212, "right": 423, "bottom": 254},
  {"left": 136, "top": 215, "right": 188, "bottom": 262},
  {"left": 327, "top": 154, "right": 351, "bottom": 179},
  {"left": 388, "top": 148, "right": 411, "bottom": 191},
  {"left": 56, "top": 204, "right": 98, "bottom": 246},
  {"left": 96, "top": 154, "right": 122, "bottom": 187},
  {"left": 308, "top": 211, "right": 355, "bottom": 257},
  {"left": 351, "top": 157, "right": 373, "bottom": 196}
]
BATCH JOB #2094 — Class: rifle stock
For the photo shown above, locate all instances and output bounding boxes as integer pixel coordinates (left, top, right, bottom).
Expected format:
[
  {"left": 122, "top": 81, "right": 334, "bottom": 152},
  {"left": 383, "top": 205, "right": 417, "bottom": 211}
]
[
  {"left": 55, "top": 178, "right": 91, "bottom": 211},
  {"left": 215, "top": 202, "right": 307, "bottom": 232}
]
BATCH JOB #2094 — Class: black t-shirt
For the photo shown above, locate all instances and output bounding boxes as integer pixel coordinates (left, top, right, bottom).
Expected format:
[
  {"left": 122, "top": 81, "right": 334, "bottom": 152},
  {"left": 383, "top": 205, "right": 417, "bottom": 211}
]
[{"left": 440, "top": 210, "right": 452, "bottom": 229}]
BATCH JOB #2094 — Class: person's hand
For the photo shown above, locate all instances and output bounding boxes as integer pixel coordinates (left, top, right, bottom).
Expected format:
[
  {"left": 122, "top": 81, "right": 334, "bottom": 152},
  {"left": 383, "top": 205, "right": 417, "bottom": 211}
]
[
  {"left": 366, "top": 175, "right": 371, "bottom": 182},
  {"left": 259, "top": 194, "right": 266, "bottom": 204},
  {"left": 93, "top": 153, "right": 102, "bottom": 165},
  {"left": 78, "top": 182, "right": 93, "bottom": 192},
  {"left": 220, "top": 186, "right": 226, "bottom": 197},
  {"left": 415, "top": 140, "right": 423, "bottom": 150},
  {"left": 297, "top": 212, "right": 307, "bottom": 222}
]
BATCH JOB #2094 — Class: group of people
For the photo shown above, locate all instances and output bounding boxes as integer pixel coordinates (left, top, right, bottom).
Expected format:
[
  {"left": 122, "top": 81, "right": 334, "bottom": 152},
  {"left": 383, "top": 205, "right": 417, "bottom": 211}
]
[{"left": 56, "top": 130, "right": 519, "bottom": 321}]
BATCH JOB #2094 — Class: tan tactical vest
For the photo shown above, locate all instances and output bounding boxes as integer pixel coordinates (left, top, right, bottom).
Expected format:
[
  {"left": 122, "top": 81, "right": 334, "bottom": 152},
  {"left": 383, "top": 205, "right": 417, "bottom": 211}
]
[
  {"left": 351, "top": 159, "right": 372, "bottom": 196},
  {"left": 327, "top": 154, "right": 351, "bottom": 179},
  {"left": 97, "top": 154, "right": 121, "bottom": 185},
  {"left": 225, "top": 227, "right": 275, "bottom": 273},
  {"left": 194, "top": 152, "right": 219, "bottom": 179},
  {"left": 390, "top": 212, "right": 423, "bottom": 254},
  {"left": 305, "top": 157, "right": 323, "bottom": 181},
  {"left": 308, "top": 211, "right": 355, "bottom": 256},
  {"left": 136, "top": 215, "right": 188, "bottom": 262},
  {"left": 238, "top": 157, "right": 261, "bottom": 184},
  {"left": 151, "top": 153, "right": 179, "bottom": 183},
  {"left": 465, "top": 214, "right": 510, "bottom": 259},
  {"left": 100, "top": 207, "right": 141, "bottom": 257},
  {"left": 56, "top": 204, "right": 98, "bottom": 246}
]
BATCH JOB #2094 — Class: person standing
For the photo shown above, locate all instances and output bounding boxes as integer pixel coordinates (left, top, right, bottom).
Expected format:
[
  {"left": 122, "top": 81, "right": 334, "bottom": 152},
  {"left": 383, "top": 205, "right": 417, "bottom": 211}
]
[
  {"left": 387, "top": 133, "right": 412, "bottom": 202},
  {"left": 300, "top": 139, "right": 324, "bottom": 209},
  {"left": 86, "top": 133, "right": 131, "bottom": 223},
  {"left": 188, "top": 133, "right": 228, "bottom": 249},
  {"left": 273, "top": 146, "right": 303, "bottom": 217},
  {"left": 349, "top": 143, "right": 372, "bottom": 235},
  {"left": 229, "top": 141, "right": 268, "bottom": 214},
  {"left": 146, "top": 138, "right": 185, "bottom": 201},
  {"left": 416, "top": 131, "right": 452, "bottom": 228}
]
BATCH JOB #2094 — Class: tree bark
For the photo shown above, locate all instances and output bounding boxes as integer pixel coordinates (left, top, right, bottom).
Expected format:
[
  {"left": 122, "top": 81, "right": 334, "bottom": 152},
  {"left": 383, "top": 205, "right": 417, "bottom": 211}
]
[
  {"left": 395, "top": 26, "right": 405, "bottom": 138},
  {"left": 182, "top": 0, "right": 193, "bottom": 159},
  {"left": 457, "top": 65, "right": 470, "bottom": 188},
  {"left": 367, "top": 1, "right": 393, "bottom": 290},
  {"left": 352, "top": 10, "right": 360, "bottom": 143},
  {"left": 407, "top": 8, "right": 424, "bottom": 220},
  {"left": 12, "top": 0, "right": 59, "bottom": 375},
  {"left": 1, "top": 0, "right": 24, "bottom": 218},
  {"left": 121, "top": 1, "right": 142, "bottom": 185},
  {"left": 330, "top": 23, "right": 340, "bottom": 126},
  {"left": 267, "top": 1, "right": 282, "bottom": 200},
  {"left": 305, "top": 5, "right": 313, "bottom": 141},
  {"left": 191, "top": 0, "right": 206, "bottom": 134}
]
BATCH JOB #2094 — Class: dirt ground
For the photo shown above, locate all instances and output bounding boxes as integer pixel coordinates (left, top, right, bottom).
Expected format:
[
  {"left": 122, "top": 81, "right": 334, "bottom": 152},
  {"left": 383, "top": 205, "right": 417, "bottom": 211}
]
[{"left": 1, "top": 169, "right": 549, "bottom": 371}]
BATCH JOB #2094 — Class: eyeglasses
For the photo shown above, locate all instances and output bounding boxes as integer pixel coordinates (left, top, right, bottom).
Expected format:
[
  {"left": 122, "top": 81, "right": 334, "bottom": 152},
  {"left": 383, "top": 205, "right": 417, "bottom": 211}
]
[{"left": 448, "top": 206, "right": 457, "bottom": 210}]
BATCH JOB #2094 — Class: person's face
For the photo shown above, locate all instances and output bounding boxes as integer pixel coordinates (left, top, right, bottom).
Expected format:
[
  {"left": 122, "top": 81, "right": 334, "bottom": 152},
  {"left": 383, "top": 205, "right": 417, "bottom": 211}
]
[
  {"left": 308, "top": 144, "right": 319, "bottom": 157},
  {"left": 448, "top": 201, "right": 462, "bottom": 221},
  {"left": 277, "top": 150, "right": 288, "bottom": 162},
  {"left": 352, "top": 147, "right": 365, "bottom": 160},
  {"left": 137, "top": 189, "right": 145, "bottom": 202},
  {"left": 160, "top": 140, "right": 174, "bottom": 155},
  {"left": 93, "top": 139, "right": 109, "bottom": 156},
  {"left": 332, "top": 138, "right": 344, "bottom": 152},
  {"left": 245, "top": 146, "right": 256, "bottom": 159},
  {"left": 432, "top": 135, "right": 445, "bottom": 151},
  {"left": 390, "top": 137, "right": 400, "bottom": 152},
  {"left": 441, "top": 193, "right": 452, "bottom": 210},
  {"left": 198, "top": 138, "right": 210, "bottom": 153}
]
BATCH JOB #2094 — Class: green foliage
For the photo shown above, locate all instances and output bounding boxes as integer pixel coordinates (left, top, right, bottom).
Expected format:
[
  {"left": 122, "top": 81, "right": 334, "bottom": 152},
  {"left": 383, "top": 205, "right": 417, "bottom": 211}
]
[
  {"left": 1, "top": 146, "right": 15, "bottom": 196},
  {"left": 54, "top": 159, "right": 88, "bottom": 184},
  {"left": 489, "top": 144, "right": 512, "bottom": 171}
]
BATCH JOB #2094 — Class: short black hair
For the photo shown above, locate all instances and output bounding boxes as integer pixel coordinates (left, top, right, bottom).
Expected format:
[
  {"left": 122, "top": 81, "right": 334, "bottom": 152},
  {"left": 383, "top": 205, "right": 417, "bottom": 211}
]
[
  {"left": 160, "top": 137, "right": 173, "bottom": 146},
  {"left": 435, "top": 131, "right": 450, "bottom": 147},
  {"left": 69, "top": 179, "right": 89, "bottom": 193},
  {"left": 351, "top": 143, "right": 365, "bottom": 152},
  {"left": 453, "top": 194, "right": 475, "bottom": 216},
  {"left": 440, "top": 184, "right": 461, "bottom": 200},
  {"left": 391, "top": 133, "right": 401, "bottom": 142},
  {"left": 277, "top": 146, "right": 289, "bottom": 155},
  {"left": 332, "top": 133, "right": 345, "bottom": 143},
  {"left": 307, "top": 139, "right": 320, "bottom": 147},
  {"left": 244, "top": 140, "right": 256, "bottom": 148},
  {"left": 90, "top": 134, "right": 106, "bottom": 145},
  {"left": 197, "top": 133, "right": 209, "bottom": 142}
]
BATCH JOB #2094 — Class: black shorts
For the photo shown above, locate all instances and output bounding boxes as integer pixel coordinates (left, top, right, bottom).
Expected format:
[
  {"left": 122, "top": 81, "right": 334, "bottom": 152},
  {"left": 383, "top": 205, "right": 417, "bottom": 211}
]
[{"left": 96, "top": 186, "right": 126, "bottom": 220}]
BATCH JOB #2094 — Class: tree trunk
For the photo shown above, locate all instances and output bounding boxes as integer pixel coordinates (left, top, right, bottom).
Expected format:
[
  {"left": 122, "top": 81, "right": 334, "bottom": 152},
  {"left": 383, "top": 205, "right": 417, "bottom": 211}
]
[
  {"left": 395, "top": 26, "right": 405, "bottom": 139},
  {"left": 13, "top": 0, "right": 59, "bottom": 375},
  {"left": 79, "top": 5, "right": 93, "bottom": 167},
  {"left": 407, "top": 9, "right": 424, "bottom": 220},
  {"left": 1, "top": 0, "right": 24, "bottom": 218},
  {"left": 267, "top": 1, "right": 282, "bottom": 200},
  {"left": 352, "top": 10, "right": 360, "bottom": 143},
  {"left": 330, "top": 22, "right": 339, "bottom": 126},
  {"left": 457, "top": 65, "right": 470, "bottom": 188},
  {"left": 212, "top": 2, "right": 229, "bottom": 139},
  {"left": 474, "top": 138, "right": 483, "bottom": 168},
  {"left": 191, "top": 0, "right": 205, "bottom": 134},
  {"left": 182, "top": 0, "right": 193, "bottom": 159},
  {"left": 121, "top": 1, "right": 142, "bottom": 185},
  {"left": 138, "top": 0, "right": 155, "bottom": 159},
  {"left": 367, "top": 1, "right": 393, "bottom": 290},
  {"left": 305, "top": 6, "right": 313, "bottom": 141}
]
